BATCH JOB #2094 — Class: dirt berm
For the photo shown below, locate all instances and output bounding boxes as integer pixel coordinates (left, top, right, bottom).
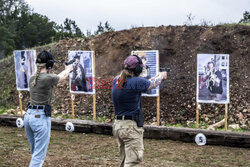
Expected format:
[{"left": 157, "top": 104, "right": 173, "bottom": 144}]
[{"left": 0, "top": 25, "right": 249, "bottom": 129}]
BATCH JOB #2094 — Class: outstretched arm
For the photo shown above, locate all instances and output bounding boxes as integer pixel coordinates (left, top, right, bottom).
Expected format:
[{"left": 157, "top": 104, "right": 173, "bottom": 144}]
[
  {"left": 58, "top": 65, "right": 73, "bottom": 82},
  {"left": 147, "top": 71, "right": 167, "bottom": 90}
]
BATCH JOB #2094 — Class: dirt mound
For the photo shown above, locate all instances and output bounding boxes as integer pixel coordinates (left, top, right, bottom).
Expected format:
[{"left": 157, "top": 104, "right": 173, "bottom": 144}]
[{"left": 0, "top": 25, "right": 249, "bottom": 128}]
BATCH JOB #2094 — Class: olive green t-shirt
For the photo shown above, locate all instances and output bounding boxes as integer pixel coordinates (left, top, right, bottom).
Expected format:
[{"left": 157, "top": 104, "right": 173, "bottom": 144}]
[{"left": 29, "top": 73, "right": 60, "bottom": 105}]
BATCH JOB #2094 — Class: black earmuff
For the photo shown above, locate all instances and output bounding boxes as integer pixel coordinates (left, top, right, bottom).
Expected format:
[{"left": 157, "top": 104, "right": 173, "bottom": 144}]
[
  {"left": 132, "top": 55, "right": 143, "bottom": 76},
  {"left": 46, "top": 60, "right": 54, "bottom": 69},
  {"left": 44, "top": 51, "right": 54, "bottom": 69}
]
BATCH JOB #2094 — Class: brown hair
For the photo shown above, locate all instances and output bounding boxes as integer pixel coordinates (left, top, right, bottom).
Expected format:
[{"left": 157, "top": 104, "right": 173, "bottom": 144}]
[
  {"left": 32, "top": 63, "right": 46, "bottom": 87},
  {"left": 117, "top": 64, "right": 133, "bottom": 88}
]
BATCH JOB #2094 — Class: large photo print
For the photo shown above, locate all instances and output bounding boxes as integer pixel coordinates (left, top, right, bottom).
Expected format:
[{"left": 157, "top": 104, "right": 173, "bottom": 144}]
[
  {"left": 68, "top": 51, "right": 95, "bottom": 94},
  {"left": 14, "top": 50, "right": 36, "bottom": 91},
  {"left": 197, "top": 54, "right": 229, "bottom": 104},
  {"left": 132, "top": 50, "right": 159, "bottom": 97}
]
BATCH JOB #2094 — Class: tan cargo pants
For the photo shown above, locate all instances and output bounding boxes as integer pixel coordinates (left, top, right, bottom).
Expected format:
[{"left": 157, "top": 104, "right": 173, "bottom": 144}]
[{"left": 113, "top": 120, "right": 144, "bottom": 167}]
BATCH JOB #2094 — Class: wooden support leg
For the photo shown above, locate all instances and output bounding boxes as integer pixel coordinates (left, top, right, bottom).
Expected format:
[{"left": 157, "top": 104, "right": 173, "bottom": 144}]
[
  {"left": 157, "top": 95, "right": 160, "bottom": 126},
  {"left": 93, "top": 94, "right": 96, "bottom": 121},
  {"left": 196, "top": 102, "right": 199, "bottom": 128},
  {"left": 18, "top": 91, "right": 23, "bottom": 116},
  {"left": 71, "top": 94, "right": 75, "bottom": 119},
  {"left": 225, "top": 104, "right": 228, "bottom": 131}
]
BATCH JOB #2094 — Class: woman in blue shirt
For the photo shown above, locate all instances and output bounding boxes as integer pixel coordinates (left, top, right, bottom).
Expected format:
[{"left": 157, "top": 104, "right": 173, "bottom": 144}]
[{"left": 112, "top": 55, "right": 167, "bottom": 167}]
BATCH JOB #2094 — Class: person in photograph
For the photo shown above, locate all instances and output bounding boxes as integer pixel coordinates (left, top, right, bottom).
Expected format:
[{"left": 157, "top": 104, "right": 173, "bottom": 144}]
[
  {"left": 112, "top": 55, "right": 167, "bottom": 166},
  {"left": 139, "top": 55, "right": 150, "bottom": 79},
  {"left": 205, "top": 61, "right": 223, "bottom": 101},
  {"left": 24, "top": 50, "right": 73, "bottom": 167},
  {"left": 27, "top": 51, "right": 35, "bottom": 76},
  {"left": 71, "top": 54, "right": 87, "bottom": 92},
  {"left": 19, "top": 51, "right": 29, "bottom": 88}
]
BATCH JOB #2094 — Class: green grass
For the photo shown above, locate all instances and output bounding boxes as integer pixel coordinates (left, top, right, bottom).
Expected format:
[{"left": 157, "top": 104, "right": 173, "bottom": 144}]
[
  {"left": 1, "top": 126, "right": 250, "bottom": 167},
  {"left": 0, "top": 108, "right": 7, "bottom": 114}
]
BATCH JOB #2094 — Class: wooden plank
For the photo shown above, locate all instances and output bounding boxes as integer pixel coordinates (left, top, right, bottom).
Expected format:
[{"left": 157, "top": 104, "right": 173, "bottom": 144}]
[{"left": 0, "top": 114, "right": 249, "bottom": 148}]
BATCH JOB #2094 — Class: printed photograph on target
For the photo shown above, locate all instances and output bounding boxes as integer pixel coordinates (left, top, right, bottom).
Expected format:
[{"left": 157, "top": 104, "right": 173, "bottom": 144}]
[
  {"left": 68, "top": 51, "right": 95, "bottom": 94},
  {"left": 196, "top": 54, "right": 230, "bottom": 104},
  {"left": 14, "top": 50, "right": 36, "bottom": 91},
  {"left": 132, "top": 50, "right": 159, "bottom": 97}
]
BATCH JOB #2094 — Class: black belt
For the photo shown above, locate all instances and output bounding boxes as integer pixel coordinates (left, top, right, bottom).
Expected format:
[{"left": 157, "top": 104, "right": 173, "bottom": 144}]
[
  {"left": 28, "top": 105, "right": 45, "bottom": 110},
  {"left": 115, "top": 115, "right": 133, "bottom": 120}
]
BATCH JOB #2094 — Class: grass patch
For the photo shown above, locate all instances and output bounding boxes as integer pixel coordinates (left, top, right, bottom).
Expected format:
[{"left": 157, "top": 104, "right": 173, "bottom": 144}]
[{"left": 1, "top": 126, "right": 250, "bottom": 167}]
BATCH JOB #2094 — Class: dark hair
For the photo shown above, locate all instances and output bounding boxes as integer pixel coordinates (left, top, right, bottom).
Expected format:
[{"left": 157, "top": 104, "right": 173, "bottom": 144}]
[
  {"left": 32, "top": 51, "right": 55, "bottom": 87},
  {"left": 21, "top": 51, "right": 25, "bottom": 61},
  {"left": 36, "top": 50, "right": 55, "bottom": 69},
  {"left": 74, "top": 54, "right": 80, "bottom": 59},
  {"left": 207, "top": 61, "right": 215, "bottom": 68}
]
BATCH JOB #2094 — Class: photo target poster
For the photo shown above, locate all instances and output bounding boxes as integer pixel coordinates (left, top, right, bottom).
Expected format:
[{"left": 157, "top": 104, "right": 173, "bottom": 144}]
[
  {"left": 196, "top": 54, "right": 229, "bottom": 104},
  {"left": 68, "top": 51, "right": 95, "bottom": 94},
  {"left": 14, "top": 50, "right": 36, "bottom": 91},
  {"left": 131, "top": 50, "right": 159, "bottom": 97}
]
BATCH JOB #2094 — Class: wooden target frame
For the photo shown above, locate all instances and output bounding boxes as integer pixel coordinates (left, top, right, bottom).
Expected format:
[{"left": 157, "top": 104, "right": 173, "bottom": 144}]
[{"left": 196, "top": 54, "right": 230, "bottom": 130}]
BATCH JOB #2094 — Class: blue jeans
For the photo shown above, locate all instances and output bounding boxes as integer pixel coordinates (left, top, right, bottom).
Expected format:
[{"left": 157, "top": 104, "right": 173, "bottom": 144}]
[{"left": 24, "top": 109, "right": 51, "bottom": 167}]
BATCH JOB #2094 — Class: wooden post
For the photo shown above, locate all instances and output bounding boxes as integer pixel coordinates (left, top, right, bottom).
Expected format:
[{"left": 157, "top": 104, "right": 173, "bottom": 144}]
[
  {"left": 92, "top": 51, "right": 96, "bottom": 121},
  {"left": 196, "top": 102, "right": 199, "bottom": 128},
  {"left": 71, "top": 94, "right": 75, "bottom": 119},
  {"left": 18, "top": 91, "right": 23, "bottom": 116},
  {"left": 93, "top": 94, "right": 96, "bottom": 121},
  {"left": 156, "top": 95, "right": 160, "bottom": 126},
  {"left": 225, "top": 104, "right": 228, "bottom": 131}
]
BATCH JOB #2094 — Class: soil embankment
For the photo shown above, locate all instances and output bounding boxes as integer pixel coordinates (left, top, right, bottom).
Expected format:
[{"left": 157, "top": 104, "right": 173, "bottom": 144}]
[{"left": 0, "top": 25, "right": 249, "bottom": 128}]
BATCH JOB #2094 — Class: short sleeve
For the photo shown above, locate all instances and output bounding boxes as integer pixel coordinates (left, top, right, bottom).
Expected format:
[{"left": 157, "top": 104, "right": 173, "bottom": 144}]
[
  {"left": 136, "top": 77, "right": 150, "bottom": 93},
  {"left": 50, "top": 74, "right": 60, "bottom": 86}
]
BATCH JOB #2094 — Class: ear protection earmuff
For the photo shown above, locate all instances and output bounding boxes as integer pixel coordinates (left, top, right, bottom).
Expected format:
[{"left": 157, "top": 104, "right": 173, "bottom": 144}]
[
  {"left": 46, "top": 60, "right": 54, "bottom": 69},
  {"left": 132, "top": 55, "right": 143, "bottom": 76},
  {"left": 43, "top": 50, "right": 55, "bottom": 69}
]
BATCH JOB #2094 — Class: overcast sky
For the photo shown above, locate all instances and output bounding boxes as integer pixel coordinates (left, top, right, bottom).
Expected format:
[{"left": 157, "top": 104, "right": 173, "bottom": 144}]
[{"left": 25, "top": 0, "right": 249, "bottom": 33}]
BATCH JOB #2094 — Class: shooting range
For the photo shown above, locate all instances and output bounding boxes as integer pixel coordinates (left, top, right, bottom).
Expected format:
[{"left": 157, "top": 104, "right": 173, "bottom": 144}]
[
  {"left": 196, "top": 54, "right": 230, "bottom": 130},
  {"left": 68, "top": 51, "right": 96, "bottom": 120},
  {"left": 13, "top": 50, "right": 36, "bottom": 115},
  {"left": 0, "top": 0, "right": 249, "bottom": 165}
]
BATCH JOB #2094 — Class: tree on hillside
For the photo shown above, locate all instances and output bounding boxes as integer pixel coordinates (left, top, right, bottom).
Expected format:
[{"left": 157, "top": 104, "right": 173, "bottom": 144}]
[
  {"left": 15, "top": 12, "right": 56, "bottom": 48},
  {"left": 239, "top": 11, "right": 250, "bottom": 23},
  {"left": 0, "top": 0, "right": 29, "bottom": 22},
  {"left": 0, "top": 26, "right": 15, "bottom": 58},
  {"left": 0, "top": 0, "right": 56, "bottom": 56},
  {"left": 54, "top": 18, "right": 84, "bottom": 40},
  {"left": 0, "top": 0, "right": 86, "bottom": 58},
  {"left": 94, "top": 21, "right": 114, "bottom": 35}
]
